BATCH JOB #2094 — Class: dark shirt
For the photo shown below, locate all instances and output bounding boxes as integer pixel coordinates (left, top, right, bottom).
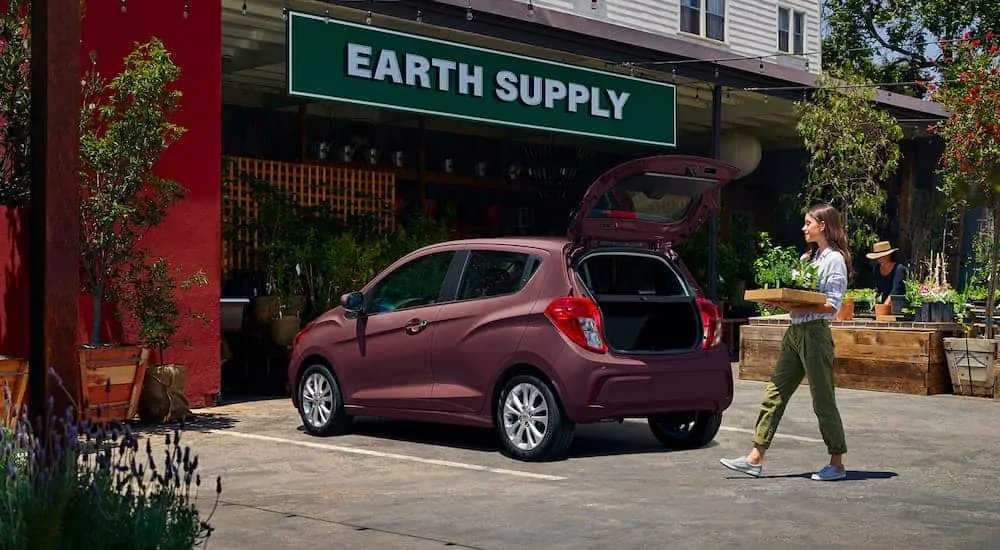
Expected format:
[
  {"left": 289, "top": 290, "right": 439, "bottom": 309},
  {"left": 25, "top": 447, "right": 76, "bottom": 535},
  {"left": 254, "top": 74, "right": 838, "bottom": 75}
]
[{"left": 874, "top": 262, "right": 907, "bottom": 303}]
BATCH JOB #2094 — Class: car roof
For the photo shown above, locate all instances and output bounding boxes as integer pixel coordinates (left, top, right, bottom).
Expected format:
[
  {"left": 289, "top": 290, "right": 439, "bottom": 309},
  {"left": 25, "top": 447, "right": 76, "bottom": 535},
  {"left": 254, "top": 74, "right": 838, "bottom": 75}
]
[{"left": 422, "top": 236, "right": 571, "bottom": 254}]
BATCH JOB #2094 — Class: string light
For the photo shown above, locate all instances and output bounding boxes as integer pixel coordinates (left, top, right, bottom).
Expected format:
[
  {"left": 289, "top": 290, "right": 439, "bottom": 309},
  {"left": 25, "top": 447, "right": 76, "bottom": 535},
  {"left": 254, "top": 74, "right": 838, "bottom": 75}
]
[
  {"left": 416, "top": 9, "right": 423, "bottom": 23},
  {"left": 324, "top": 7, "right": 330, "bottom": 23},
  {"left": 366, "top": 0, "right": 373, "bottom": 25},
  {"left": 466, "top": 0, "right": 473, "bottom": 21},
  {"left": 242, "top": 1, "right": 247, "bottom": 16},
  {"left": 527, "top": 0, "right": 534, "bottom": 17},
  {"left": 282, "top": 0, "right": 289, "bottom": 21}
]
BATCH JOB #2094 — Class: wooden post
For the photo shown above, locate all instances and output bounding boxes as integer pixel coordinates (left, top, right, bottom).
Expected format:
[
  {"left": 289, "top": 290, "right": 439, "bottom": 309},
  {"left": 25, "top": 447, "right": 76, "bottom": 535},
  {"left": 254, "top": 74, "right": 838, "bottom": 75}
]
[
  {"left": 28, "top": 0, "right": 81, "bottom": 423},
  {"left": 418, "top": 117, "right": 427, "bottom": 213}
]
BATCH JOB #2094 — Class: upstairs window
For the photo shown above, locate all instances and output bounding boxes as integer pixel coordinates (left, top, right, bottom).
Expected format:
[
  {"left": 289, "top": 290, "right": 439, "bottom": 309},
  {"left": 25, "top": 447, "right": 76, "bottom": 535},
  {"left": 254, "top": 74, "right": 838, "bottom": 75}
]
[
  {"left": 778, "top": 7, "right": 806, "bottom": 54},
  {"left": 681, "top": 0, "right": 726, "bottom": 42}
]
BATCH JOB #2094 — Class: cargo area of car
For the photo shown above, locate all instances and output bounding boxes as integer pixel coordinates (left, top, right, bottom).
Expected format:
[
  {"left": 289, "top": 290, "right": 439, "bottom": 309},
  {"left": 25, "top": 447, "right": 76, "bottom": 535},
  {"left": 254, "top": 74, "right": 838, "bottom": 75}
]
[{"left": 575, "top": 251, "right": 702, "bottom": 353}]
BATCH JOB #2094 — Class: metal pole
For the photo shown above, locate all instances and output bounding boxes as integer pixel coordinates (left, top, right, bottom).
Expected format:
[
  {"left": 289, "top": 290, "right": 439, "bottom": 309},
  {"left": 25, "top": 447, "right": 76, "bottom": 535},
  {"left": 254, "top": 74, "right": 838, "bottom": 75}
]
[
  {"left": 28, "top": 0, "right": 81, "bottom": 424},
  {"left": 708, "top": 84, "right": 722, "bottom": 301}
]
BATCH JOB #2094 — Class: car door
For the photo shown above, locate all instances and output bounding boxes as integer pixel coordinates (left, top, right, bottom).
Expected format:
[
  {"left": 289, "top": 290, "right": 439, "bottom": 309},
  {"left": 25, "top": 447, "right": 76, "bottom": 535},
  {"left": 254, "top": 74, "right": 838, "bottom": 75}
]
[
  {"left": 333, "top": 250, "right": 459, "bottom": 411},
  {"left": 429, "top": 249, "right": 543, "bottom": 413}
]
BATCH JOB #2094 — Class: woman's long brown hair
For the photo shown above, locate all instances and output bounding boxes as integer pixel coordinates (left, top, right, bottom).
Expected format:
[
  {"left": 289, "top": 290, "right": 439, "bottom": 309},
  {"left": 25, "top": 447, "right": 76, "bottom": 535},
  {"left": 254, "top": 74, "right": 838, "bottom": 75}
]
[{"left": 808, "top": 203, "right": 853, "bottom": 280}]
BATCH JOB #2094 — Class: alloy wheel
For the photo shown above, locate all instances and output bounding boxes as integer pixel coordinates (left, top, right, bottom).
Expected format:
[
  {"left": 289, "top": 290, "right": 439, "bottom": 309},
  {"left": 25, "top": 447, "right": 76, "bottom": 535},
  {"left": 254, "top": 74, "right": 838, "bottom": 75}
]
[{"left": 502, "top": 382, "right": 550, "bottom": 451}]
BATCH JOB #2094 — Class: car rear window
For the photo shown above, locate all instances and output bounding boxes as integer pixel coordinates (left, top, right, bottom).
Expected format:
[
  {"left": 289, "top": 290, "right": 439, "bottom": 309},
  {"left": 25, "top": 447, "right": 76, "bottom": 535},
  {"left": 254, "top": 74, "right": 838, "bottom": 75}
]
[
  {"left": 458, "top": 251, "right": 538, "bottom": 300},
  {"left": 578, "top": 253, "right": 688, "bottom": 297}
]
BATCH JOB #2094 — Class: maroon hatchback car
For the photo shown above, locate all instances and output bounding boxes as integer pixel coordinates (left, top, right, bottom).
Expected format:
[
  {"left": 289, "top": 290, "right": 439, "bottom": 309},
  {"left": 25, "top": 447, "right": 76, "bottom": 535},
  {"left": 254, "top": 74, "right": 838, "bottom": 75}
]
[{"left": 288, "top": 155, "right": 739, "bottom": 461}]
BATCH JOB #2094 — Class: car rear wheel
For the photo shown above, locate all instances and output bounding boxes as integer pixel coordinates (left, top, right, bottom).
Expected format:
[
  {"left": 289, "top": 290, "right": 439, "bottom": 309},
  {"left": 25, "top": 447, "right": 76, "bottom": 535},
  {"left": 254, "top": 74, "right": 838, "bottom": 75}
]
[
  {"left": 298, "top": 364, "right": 352, "bottom": 436},
  {"left": 495, "top": 374, "right": 575, "bottom": 462},
  {"left": 647, "top": 410, "right": 722, "bottom": 450}
]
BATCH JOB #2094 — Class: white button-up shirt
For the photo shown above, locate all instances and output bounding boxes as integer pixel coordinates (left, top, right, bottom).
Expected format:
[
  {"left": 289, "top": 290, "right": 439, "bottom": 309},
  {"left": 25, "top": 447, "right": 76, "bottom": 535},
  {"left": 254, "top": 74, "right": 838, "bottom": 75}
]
[{"left": 790, "top": 246, "right": 848, "bottom": 325}]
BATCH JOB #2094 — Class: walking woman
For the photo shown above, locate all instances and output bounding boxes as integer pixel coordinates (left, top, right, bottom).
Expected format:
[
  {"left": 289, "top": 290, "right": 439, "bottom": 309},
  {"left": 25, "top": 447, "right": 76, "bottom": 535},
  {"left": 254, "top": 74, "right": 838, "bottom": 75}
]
[{"left": 721, "top": 203, "right": 850, "bottom": 481}]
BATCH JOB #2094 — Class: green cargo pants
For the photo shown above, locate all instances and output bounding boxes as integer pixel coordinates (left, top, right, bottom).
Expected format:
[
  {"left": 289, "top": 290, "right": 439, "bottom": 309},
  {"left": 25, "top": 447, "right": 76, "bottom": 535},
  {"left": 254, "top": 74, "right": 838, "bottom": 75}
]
[{"left": 752, "top": 319, "right": 847, "bottom": 455}]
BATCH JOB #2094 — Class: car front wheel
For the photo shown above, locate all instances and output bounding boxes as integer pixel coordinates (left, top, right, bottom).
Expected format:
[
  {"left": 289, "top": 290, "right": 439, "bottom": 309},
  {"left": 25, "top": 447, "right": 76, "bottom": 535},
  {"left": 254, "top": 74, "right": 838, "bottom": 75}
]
[
  {"left": 647, "top": 410, "right": 722, "bottom": 450},
  {"left": 298, "top": 364, "right": 352, "bottom": 436},
  {"left": 495, "top": 374, "right": 574, "bottom": 461}
]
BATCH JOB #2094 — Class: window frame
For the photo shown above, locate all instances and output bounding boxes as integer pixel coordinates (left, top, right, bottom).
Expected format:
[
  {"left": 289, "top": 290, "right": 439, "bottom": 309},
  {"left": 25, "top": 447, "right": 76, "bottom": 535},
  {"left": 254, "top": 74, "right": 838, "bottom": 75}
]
[
  {"left": 679, "top": 0, "right": 727, "bottom": 43},
  {"left": 777, "top": 6, "right": 807, "bottom": 55}
]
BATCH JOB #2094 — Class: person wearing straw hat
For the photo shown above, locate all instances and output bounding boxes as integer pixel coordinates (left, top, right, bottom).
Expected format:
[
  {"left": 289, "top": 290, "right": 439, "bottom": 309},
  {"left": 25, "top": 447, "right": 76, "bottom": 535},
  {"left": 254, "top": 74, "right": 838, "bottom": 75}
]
[{"left": 867, "top": 240, "right": 907, "bottom": 305}]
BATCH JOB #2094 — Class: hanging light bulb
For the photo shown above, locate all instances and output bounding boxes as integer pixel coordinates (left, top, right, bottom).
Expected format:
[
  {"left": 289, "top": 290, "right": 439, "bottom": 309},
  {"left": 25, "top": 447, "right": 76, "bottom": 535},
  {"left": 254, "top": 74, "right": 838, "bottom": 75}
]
[
  {"left": 671, "top": 67, "right": 677, "bottom": 81},
  {"left": 366, "top": 10, "right": 373, "bottom": 24},
  {"left": 242, "top": 1, "right": 247, "bottom": 15},
  {"left": 120, "top": 0, "right": 126, "bottom": 13},
  {"left": 467, "top": 0, "right": 474, "bottom": 20},
  {"left": 183, "top": 1, "right": 189, "bottom": 19},
  {"left": 759, "top": 59, "right": 765, "bottom": 72},
  {"left": 527, "top": 0, "right": 534, "bottom": 17},
  {"left": 714, "top": 65, "right": 719, "bottom": 78},
  {"left": 282, "top": 0, "right": 289, "bottom": 21},
  {"left": 416, "top": 9, "right": 423, "bottom": 23},
  {"left": 325, "top": 8, "right": 330, "bottom": 23}
]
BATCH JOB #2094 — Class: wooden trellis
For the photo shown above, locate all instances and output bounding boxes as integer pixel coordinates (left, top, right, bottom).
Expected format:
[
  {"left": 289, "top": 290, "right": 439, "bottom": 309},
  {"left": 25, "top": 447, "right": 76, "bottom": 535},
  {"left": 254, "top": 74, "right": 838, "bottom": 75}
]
[{"left": 222, "top": 156, "right": 396, "bottom": 274}]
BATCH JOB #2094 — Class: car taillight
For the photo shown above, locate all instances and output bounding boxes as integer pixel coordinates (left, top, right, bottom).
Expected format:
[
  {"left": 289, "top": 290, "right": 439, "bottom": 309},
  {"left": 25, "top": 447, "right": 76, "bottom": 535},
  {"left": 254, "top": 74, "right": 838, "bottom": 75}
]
[
  {"left": 696, "top": 297, "right": 722, "bottom": 350},
  {"left": 545, "top": 297, "right": 608, "bottom": 354},
  {"left": 291, "top": 322, "right": 313, "bottom": 350}
]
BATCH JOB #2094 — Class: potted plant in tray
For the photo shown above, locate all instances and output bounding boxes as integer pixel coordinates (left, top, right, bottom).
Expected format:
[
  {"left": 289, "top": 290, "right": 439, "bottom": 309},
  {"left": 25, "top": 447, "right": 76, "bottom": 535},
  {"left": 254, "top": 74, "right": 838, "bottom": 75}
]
[
  {"left": 77, "top": 39, "right": 189, "bottom": 421},
  {"left": 744, "top": 232, "right": 826, "bottom": 315},
  {"left": 926, "top": 31, "right": 1000, "bottom": 398}
]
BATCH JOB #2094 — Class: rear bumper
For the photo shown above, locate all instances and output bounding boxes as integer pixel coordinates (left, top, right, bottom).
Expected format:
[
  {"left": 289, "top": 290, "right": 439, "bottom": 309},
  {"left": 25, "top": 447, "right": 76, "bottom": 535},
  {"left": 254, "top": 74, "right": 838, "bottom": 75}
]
[{"left": 553, "top": 344, "right": 734, "bottom": 424}]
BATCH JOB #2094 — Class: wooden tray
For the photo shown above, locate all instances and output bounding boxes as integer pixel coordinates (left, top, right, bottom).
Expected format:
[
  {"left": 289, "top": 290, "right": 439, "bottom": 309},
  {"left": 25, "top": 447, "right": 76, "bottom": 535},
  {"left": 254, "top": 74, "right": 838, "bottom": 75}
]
[{"left": 744, "top": 288, "right": 827, "bottom": 305}]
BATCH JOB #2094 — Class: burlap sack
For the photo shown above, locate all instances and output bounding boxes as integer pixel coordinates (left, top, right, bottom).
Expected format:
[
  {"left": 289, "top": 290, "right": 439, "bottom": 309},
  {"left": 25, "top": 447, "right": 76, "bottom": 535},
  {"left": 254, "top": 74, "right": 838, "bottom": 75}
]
[{"left": 138, "top": 363, "right": 192, "bottom": 424}]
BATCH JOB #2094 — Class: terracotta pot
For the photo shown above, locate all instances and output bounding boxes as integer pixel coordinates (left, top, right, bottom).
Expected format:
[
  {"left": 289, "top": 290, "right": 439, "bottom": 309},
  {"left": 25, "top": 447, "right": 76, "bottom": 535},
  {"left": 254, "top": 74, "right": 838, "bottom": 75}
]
[
  {"left": 874, "top": 304, "right": 891, "bottom": 318},
  {"left": 836, "top": 297, "right": 855, "bottom": 321}
]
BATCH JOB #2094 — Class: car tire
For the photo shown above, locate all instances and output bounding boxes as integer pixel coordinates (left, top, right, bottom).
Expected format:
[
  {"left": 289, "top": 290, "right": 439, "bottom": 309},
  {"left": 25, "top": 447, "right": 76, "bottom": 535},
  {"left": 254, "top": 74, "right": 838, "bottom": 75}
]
[
  {"left": 297, "top": 364, "right": 352, "bottom": 436},
  {"left": 495, "top": 374, "right": 574, "bottom": 462},
  {"left": 647, "top": 410, "right": 722, "bottom": 450}
]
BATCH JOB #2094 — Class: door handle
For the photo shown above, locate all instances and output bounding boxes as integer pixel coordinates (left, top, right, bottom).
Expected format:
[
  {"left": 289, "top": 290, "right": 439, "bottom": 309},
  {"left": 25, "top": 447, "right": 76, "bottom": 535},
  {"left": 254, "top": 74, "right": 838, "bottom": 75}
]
[{"left": 404, "top": 318, "right": 429, "bottom": 335}]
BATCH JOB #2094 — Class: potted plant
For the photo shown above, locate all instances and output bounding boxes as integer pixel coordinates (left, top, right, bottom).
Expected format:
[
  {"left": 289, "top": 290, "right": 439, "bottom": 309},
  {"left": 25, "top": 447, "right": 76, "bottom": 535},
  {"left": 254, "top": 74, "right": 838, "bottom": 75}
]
[
  {"left": 126, "top": 257, "right": 208, "bottom": 424},
  {"left": 77, "top": 38, "right": 188, "bottom": 421},
  {"left": 926, "top": 31, "right": 1000, "bottom": 398},
  {"left": 744, "top": 232, "right": 825, "bottom": 314},
  {"left": 846, "top": 288, "right": 877, "bottom": 318}
]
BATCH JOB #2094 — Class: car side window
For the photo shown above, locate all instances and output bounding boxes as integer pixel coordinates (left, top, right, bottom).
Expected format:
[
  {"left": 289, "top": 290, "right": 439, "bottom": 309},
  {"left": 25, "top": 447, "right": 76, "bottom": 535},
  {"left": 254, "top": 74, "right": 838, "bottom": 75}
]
[
  {"left": 369, "top": 252, "right": 455, "bottom": 314},
  {"left": 458, "top": 251, "right": 535, "bottom": 300}
]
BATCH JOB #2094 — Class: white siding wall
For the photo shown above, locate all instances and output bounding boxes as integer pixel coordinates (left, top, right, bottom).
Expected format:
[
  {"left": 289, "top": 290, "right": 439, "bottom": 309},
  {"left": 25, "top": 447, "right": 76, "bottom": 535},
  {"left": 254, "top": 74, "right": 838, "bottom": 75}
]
[{"left": 528, "top": 0, "right": 822, "bottom": 73}]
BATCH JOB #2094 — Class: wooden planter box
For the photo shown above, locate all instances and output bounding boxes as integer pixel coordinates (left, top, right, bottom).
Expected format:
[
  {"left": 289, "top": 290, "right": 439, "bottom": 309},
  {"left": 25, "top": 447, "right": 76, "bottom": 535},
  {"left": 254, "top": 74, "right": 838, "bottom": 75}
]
[
  {"left": 740, "top": 320, "right": 954, "bottom": 396},
  {"left": 942, "top": 338, "right": 1000, "bottom": 398},
  {"left": 79, "top": 345, "right": 150, "bottom": 424},
  {"left": 1, "top": 357, "right": 28, "bottom": 428},
  {"left": 744, "top": 288, "right": 827, "bottom": 305}
]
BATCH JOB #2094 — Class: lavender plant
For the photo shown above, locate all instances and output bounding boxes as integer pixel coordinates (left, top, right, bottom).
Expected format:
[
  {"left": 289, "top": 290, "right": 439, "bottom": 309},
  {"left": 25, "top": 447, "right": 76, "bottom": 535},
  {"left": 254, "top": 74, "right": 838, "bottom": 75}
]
[{"left": 1, "top": 375, "right": 219, "bottom": 549}]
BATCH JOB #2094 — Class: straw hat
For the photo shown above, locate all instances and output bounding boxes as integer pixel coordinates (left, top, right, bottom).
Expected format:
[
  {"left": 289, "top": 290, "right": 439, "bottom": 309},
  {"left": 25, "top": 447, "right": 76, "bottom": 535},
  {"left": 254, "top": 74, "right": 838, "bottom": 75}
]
[{"left": 866, "top": 240, "right": 898, "bottom": 260}]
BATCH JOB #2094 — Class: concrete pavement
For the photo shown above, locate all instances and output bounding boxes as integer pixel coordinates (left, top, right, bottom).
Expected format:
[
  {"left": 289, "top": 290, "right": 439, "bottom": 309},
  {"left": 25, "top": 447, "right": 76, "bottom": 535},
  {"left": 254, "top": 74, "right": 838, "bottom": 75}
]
[{"left": 157, "top": 368, "right": 1000, "bottom": 549}]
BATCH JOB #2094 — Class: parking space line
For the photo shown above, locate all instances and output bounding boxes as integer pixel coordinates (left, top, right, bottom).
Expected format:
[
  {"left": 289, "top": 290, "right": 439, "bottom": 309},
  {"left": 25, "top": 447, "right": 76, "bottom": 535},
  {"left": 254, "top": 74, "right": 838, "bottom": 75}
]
[
  {"left": 719, "top": 426, "right": 823, "bottom": 443},
  {"left": 206, "top": 430, "right": 566, "bottom": 481}
]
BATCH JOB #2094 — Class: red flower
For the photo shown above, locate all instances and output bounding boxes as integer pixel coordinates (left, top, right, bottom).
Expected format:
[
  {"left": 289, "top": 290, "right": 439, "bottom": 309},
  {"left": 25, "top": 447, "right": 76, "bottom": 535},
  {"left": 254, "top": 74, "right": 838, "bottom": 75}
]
[
  {"left": 964, "top": 32, "right": 972, "bottom": 40},
  {"left": 988, "top": 30, "right": 996, "bottom": 41},
  {"left": 991, "top": 45, "right": 999, "bottom": 54}
]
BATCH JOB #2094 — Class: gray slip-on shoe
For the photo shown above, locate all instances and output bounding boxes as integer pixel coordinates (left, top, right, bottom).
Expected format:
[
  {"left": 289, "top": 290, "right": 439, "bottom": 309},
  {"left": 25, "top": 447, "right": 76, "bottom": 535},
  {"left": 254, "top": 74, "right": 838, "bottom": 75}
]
[
  {"left": 720, "top": 456, "right": 763, "bottom": 478},
  {"left": 810, "top": 464, "right": 847, "bottom": 481}
]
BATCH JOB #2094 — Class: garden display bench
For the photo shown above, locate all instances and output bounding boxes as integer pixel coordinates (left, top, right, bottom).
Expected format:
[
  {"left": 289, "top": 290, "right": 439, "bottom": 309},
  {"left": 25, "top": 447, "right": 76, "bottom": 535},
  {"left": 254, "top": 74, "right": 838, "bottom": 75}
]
[{"left": 739, "top": 316, "right": 961, "bottom": 396}]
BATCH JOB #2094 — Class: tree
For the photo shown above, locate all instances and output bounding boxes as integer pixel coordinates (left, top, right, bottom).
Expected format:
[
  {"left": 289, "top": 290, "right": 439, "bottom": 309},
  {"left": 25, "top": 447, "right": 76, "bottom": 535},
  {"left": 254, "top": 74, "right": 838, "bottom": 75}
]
[
  {"left": 79, "top": 39, "right": 187, "bottom": 347},
  {"left": 795, "top": 70, "right": 904, "bottom": 264},
  {"left": 822, "top": 0, "right": 1000, "bottom": 98},
  {"left": 927, "top": 31, "right": 1000, "bottom": 337},
  {"left": 0, "top": 0, "right": 31, "bottom": 206}
]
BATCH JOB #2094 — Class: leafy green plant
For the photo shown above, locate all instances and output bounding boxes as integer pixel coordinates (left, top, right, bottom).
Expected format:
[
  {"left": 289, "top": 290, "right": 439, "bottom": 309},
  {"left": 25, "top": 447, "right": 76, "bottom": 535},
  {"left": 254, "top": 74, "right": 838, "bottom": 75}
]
[
  {"left": 123, "top": 257, "right": 209, "bottom": 363},
  {"left": 795, "top": 70, "right": 903, "bottom": 258},
  {"left": 1, "top": 392, "right": 219, "bottom": 549},
  {"left": 79, "top": 39, "right": 187, "bottom": 347},
  {"left": 846, "top": 288, "right": 878, "bottom": 305},
  {"left": 0, "top": 0, "right": 30, "bottom": 207},
  {"left": 752, "top": 232, "right": 819, "bottom": 290}
]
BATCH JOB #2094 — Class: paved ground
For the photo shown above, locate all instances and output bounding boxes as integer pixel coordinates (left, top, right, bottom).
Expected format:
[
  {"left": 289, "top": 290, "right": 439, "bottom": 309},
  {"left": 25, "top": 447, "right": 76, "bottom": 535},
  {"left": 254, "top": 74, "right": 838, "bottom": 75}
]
[{"left": 157, "top": 367, "right": 1000, "bottom": 549}]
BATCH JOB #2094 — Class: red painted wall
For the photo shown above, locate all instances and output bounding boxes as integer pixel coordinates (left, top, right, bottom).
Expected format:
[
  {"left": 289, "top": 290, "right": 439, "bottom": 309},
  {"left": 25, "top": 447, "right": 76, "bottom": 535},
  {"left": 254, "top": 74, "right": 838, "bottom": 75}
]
[
  {"left": 0, "top": 1, "right": 222, "bottom": 407},
  {"left": 79, "top": 0, "right": 223, "bottom": 406}
]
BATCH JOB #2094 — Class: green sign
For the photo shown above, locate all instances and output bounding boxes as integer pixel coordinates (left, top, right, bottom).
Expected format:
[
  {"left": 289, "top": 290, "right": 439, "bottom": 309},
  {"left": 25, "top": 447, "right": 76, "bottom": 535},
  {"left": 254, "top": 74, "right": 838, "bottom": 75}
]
[{"left": 287, "top": 11, "right": 676, "bottom": 147}]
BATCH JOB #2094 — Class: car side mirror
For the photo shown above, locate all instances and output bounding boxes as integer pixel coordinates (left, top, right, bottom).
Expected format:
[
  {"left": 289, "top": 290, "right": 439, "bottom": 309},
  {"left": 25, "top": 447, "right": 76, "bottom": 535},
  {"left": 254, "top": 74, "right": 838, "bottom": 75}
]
[{"left": 342, "top": 291, "right": 365, "bottom": 316}]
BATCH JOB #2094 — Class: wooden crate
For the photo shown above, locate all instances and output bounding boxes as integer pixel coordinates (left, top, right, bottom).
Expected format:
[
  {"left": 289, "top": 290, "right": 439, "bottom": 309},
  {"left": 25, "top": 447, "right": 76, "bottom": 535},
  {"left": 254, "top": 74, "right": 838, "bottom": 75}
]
[
  {"left": 79, "top": 346, "right": 150, "bottom": 424},
  {"left": 222, "top": 156, "right": 397, "bottom": 274},
  {"left": 942, "top": 338, "right": 1000, "bottom": 398},
  {"left": 739, "top": 323, "right": 952, "bottom": 396},
  {"left": 1, "top": 357, "right": 28, "bottom": 428},
  {"left": 744, "top": 288, "right": 828, "bottom": 305}
]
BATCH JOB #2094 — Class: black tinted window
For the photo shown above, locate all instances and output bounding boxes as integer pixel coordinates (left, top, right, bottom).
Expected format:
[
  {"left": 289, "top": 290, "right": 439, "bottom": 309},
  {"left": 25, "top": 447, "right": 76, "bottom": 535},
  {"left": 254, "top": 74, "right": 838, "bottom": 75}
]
[
  {"left": 458, "top": 251, "right": 535, "bottom": 300},
  {"left": 579, "top": 254, "right": 686, "bottom": 297},
  {"left": 370, "top": 252, "right": 454, "bottom": 313}
]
